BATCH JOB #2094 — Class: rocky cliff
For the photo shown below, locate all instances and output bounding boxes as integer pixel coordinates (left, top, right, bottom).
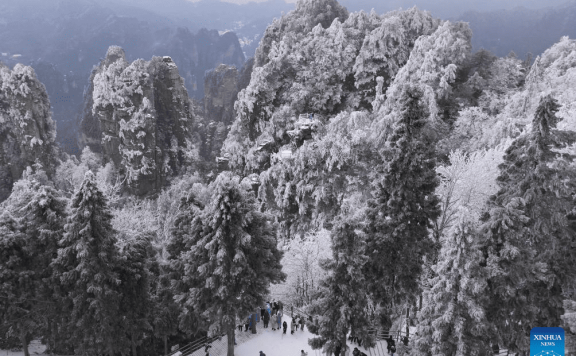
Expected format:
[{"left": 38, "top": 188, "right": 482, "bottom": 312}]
[
  {"left": 0, "top": 0, "right": 245, "bottom": 154},
  {"left": 198, "top": 60, "right": 253, "bottom": 165},
  {"left": 0, "top": 63, "right": 57, "bottom": 201},
  {"left": 80, "top": 46, "right": 196, "bottom": 196}
]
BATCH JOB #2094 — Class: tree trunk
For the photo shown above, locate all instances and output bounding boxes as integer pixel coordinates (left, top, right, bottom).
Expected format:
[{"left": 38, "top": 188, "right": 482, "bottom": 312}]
[
  {"left": 251, "top": 313, "right": 258, "bottom": 334},
  {"left": 405, "top": 307, "right": 410, "bottom": 338},
  {"left": 131, "top": 331, "right": 137, "bottom": 356},
  {"left": 341, "top": 333, "right": 348, "bottom": 356},
  {"left": 226, "top": 316, "right": 235, "bottom": 356},
  {"left": 21, "top": 327, "right": 30, "bottom": 356},
  {"left": 163, "top": 334, "right": 168, "bottom": 356}
]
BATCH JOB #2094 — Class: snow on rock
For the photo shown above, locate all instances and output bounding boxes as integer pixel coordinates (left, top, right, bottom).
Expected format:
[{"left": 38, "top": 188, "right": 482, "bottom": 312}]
[
  {"left": 80, "top": 45, "right": 196, "bottom": 196},
  {"left": 0, "top": 61, "right": 57, "bottom": 201}
]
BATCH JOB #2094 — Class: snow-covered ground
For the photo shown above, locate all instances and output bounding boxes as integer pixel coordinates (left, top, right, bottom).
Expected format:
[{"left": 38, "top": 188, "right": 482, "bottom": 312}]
[
  {"left": 235, "top": 326, "right": 390, "bottom": 356},
  {"left": 0, "top": 340, "right": 46, "bottom": 356},
  {"left": 1, "top": 328, "right": 392, "bottom": 356}
]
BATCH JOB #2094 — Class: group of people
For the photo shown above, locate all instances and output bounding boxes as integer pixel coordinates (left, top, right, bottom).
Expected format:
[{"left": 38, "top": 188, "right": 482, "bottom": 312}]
[
  {"left": 238, "top": 300, "right": 290, "bottom": 332},
  {"left": 284, "top": 315, "right": 306, "bottom": 334}
]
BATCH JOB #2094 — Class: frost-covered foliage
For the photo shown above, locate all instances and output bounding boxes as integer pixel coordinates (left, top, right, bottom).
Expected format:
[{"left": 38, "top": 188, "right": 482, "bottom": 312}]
[
  {"left": 81, "top": 46, "right": 197, "bottom": 196},
  {"left": 52, "top": 171, "right": 125, "bottom": 355},
  {"left": 0, "top": 62, "right": 57, "bottom": 202},
  {"left": 371, "top": 21, "right": 472, "bottom": 142},
  {"left": 270, "top": 229, "right": 332, "bottom": 305},
  {"left": 0, "top": 169, "right": 67, "bottom": 356},
  {"left": 224, "top": 6, "right": 443, "bottom": 169},
  {"left": 480, "top": 96, "right": 576, "bottom": 353},
  {"left": 434, "top": 144, "right": 508, "bottom": 239},
  {"left": 54, "top": 147, "right": 125, "bottom": 207},
  {"left": 222, "top": 6, "right": 460, "bottom": 239},
  {"left": 414, "top": 207, "right": 490, "bottom": 356},
  {"left": 171, "top": 172, "right": 286, "bottom": 356}
]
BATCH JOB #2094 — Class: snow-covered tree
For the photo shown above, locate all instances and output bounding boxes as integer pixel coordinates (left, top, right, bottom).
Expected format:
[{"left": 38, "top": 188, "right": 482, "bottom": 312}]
[
  {"left": 53, "top": 171, "right": 124, "bottom": 355},
  {"left": 174, "top": 172, "right": 285, "bottom": 356},
  {"left": 434, "top": 145, "right": 508, "bottom": 240},
  {"left": 271, "top": 229, "right": 332, "bottom": 305},
  {"left": 0, "top": 170, "right": 67, "bottom": 356},
  {"left": 353, "top": 7, "right": 439, "bottom": 108},
  {"left": 364, "top": 86, "right": 441, "bottom": 313},
  {"left": 308, "top": 219, "right": 374, "bottom": 355},
  {"left": 481, "top": 95, "right": 576, "bottom": 353},
  {"left": 414, "top": 207, "right": 490, "bottom": 356},
  {"left": 371, "top": 20, "right": 472, "bottom": 141},
  {"left": 116, "top": 235, "right": 155, "bottom": 356}
]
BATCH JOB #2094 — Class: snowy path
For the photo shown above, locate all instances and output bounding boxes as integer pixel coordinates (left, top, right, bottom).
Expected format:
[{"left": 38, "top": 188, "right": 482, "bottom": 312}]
[
  {"left": 1, "top": 328, "right": 393, "bottom": 356},
  {"left": 234, "top": 326, "right": 390, "bottom": 356}
]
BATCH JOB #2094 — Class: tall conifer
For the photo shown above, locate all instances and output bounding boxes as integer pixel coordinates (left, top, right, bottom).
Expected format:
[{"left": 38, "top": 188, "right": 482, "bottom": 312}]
[
  {"left": 481, "top": 95, "right": 576, "bottom": 352},
  {"left": 364, "top": 85, "right": 441, "bottom": 317},
  {"left": 117, "top": 235, "right": 154, "bottom": 356},
  {"left": 414, "top": 208, "right": 490, "bottom": 356},
  {"left": 53, "top": 171, "right": 123, "bottom": 355},
  {"left": 0, "top": 172, "right": 67, "bottom": 356},
  {"left": 308, "top": 220, "right": 374, "bottom": 355},
  {"left": 175, "top": 172, "right": 285, "bottom": 356}
]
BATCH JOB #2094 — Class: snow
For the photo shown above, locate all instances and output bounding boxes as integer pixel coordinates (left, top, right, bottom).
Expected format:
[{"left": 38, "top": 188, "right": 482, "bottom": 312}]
[
  {"left": 233, "top": 325, "right": 390, "bottom": 356},
  {"left": 0, "top": 340, "right": 46, "bottom": 356},
  {"left": 235, "top": 327, "right": 319, "bottom": 356}
]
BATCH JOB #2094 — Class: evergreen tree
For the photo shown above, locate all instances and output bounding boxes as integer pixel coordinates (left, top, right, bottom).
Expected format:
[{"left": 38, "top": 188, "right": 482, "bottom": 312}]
[
  {"left": 481, "top": 95, "right": 576, "bottom": 352},
  {"left": 0, "top": 171, "right": 67, "bottom": 356},
  {"left": 308, "top": 219, "right": 374, "bottom": 355},
  {"left": 364, "top": 85, "right": 441, "bottom": 320},
  {"left": 53, "top": 171, "right": 123, "bottom": 356},
  {"left": 0, "top": 210, "right": 31, "bottom": 356},
  {"left": 117, "top": 234, "right": 154, "bottom": 356},
  {"left": 414, "top": 207, "right": 490, "bottom": 356},
  {"left": 174, "top": 172, "right": 286, "bottom": 356}
]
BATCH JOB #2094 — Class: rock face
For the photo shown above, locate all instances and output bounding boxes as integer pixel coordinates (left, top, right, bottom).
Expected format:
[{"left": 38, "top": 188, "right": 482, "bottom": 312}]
[
  {"left": 0, "top": 62, "right": 57, "bottom": 201},
  {"left": 198, "top": 60, "right": 253, "bottom": 164},
  {"left": 204, "top": 64, "right": 240, "bottom": 126},
  {"left": 80, "top": 46, "right": 195, "bottom": 196},
  {"left": 0, "top": 0, "right": 245, "bottom": 154}
]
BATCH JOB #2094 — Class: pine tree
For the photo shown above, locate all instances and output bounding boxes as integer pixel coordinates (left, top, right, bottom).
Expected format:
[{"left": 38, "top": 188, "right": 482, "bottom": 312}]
[
  {"left": 414, "top": 207, "right": 490, "bottom": 356},
  {"left": 481, "top": 95, "right": 576, "bottom": 352},
  {"left": 308, "top": 219, "right": 374, "bottom": 355},
  {"left": 117, "top": 234, "right": 154, "bottom": 356},
  {"left": 174, "top": 172, "right": 286, "bottom": 356},
  {"left": 0, "top": 170, "right": 67, "bottom": 356},
  {"left": 53, "top": 171, "right": 123, "bottom": 356},
  {"left": 364, "top": 85, "right": 441, "bottom": 317}
]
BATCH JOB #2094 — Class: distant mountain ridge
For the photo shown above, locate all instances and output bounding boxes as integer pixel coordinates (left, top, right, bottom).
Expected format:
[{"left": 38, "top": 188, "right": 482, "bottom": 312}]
[
  {"left": 0, "top": 0, "right": 246, "bottom": 155},
  {"left": 454, "top": 1, "right": 576, "bottom": 58}
]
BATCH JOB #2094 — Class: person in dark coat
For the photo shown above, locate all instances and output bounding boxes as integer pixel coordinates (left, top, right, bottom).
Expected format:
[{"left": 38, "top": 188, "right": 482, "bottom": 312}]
[
  {"left": 387, "top": 336, "right": 396, "bottom": 355},
  {"left": 334, "top": 344, "right": 342, "bottom": 356},
  {"left": 260, "top": 351, "right": 266, "bottom": 356},
  {"left": 263, "top": 310, "right": 270, "bottom": 328},
  {"left": 261, "top": 307, "right": 266, "bottom": 320},
  {"left": 299, "top": 317, "right": 305, "bottom": 331},
  {"left": 283, "top": 321, "right": 288, "bottom": 334},
  {"left": 277, "top": 313, "right": 282, "bottom": 330},
  {"left": 295, "top": 317, "right": 299, "bottom": 331},
  {"left": 352, "top": 348, "right": 360, "bottom": 356}
]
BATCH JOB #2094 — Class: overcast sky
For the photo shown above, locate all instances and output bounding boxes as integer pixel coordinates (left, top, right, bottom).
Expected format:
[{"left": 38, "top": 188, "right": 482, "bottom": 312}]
[{"left": 226, "top": 0, "right": 569, "bottom": 19}]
